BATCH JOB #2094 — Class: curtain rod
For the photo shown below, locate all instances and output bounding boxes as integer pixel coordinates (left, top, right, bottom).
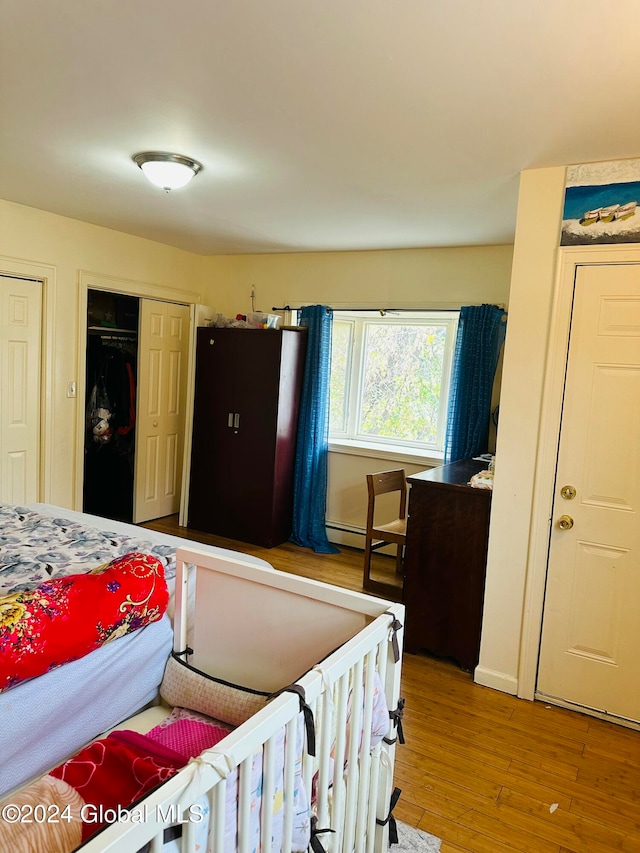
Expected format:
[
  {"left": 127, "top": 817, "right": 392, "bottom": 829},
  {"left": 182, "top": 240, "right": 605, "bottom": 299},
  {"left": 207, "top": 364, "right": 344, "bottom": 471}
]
[{"left": 272, "top": 305, "right": 463, "bottom": 313}]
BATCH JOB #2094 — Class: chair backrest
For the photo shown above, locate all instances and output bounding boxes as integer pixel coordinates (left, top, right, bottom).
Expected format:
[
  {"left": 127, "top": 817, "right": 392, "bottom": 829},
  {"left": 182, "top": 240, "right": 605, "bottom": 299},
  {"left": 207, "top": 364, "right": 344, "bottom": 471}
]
[{"left": 366, "top": 469, "right": 407, "bottom": 527}]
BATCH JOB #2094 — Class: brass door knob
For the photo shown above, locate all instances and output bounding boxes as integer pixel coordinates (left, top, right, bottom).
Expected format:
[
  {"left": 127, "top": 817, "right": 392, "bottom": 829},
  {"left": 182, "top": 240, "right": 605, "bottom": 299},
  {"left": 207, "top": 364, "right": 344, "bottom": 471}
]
[
  {"left": 560, "top": 485, "right": 576, "bottom": 500},
  {"left": 557, "top": 515, "right": 574, "bottom": 530}
]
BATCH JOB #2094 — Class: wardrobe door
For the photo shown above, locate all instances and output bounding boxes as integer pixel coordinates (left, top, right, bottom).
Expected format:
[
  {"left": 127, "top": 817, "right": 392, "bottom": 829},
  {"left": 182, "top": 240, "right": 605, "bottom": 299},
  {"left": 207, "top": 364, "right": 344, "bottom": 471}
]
[
  {"left": 188, "top": 329, "right": 242, "bottom": 534},
  {"left": 228, "top": 331, "right": 283, "bottom": 544}
]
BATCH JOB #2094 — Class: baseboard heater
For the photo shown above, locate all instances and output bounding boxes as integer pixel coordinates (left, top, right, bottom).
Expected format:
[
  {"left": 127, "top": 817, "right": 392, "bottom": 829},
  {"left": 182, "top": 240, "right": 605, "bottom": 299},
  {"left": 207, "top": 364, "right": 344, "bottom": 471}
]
[{"left": 326, "top": 523, "right": 365, "bottom": 537}]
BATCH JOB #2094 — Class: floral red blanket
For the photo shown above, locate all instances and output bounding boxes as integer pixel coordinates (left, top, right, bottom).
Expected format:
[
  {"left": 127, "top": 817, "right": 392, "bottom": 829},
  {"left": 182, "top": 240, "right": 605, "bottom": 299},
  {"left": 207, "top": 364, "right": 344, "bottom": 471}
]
[{"left": 0, "top": 552, "right": 169, "bottom": 693}]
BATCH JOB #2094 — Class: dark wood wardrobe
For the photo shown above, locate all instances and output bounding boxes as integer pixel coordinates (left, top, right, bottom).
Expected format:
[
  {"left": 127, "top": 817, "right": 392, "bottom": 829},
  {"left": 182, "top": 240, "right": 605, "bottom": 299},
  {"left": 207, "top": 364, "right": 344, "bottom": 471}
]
[{"left": 188, "top": 326, "right": 307, "bottom": 547}]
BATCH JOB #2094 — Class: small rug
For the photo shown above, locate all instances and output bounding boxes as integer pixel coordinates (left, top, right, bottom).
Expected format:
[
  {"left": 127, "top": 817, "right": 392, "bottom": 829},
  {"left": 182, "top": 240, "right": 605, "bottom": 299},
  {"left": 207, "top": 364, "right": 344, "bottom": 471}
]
[{"left": 394, "top": 820, "right": 442, "bottom": 852}]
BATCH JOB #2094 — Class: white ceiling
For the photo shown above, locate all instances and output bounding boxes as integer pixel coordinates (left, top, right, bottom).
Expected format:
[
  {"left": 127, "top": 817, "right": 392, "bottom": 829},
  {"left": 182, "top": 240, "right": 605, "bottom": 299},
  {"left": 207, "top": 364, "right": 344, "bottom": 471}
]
[{"left": 2, "top": 1, "right": 640, "bottom": 255}]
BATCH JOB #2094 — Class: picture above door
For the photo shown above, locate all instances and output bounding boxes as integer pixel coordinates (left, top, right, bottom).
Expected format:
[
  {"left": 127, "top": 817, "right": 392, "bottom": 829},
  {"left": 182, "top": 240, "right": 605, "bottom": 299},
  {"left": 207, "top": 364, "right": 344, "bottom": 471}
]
[{"left": 537, "top": 262, "right": 640, "bottom": 724}]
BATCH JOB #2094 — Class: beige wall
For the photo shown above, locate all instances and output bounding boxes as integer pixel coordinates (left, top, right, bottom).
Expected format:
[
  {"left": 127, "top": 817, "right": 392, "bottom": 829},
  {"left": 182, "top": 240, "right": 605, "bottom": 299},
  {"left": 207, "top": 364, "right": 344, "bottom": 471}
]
[
  {"left": 0, "top": 199, "right": 207, "bottom": 508},
  {"left": 202, "top": 245, "right": 513, "bottom": 318},
  {"left": 201, "top": 245, "right": 514, "bottom": 542},
  {"left": 476, "top": 167, "right": 567, "bottom": 695}
]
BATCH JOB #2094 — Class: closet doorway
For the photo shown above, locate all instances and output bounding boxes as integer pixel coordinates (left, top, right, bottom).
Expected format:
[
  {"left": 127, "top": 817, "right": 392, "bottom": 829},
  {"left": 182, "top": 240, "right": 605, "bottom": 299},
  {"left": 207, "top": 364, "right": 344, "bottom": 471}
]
[{"left": 83, "top": 289, "right": 190, "bottom": 524}]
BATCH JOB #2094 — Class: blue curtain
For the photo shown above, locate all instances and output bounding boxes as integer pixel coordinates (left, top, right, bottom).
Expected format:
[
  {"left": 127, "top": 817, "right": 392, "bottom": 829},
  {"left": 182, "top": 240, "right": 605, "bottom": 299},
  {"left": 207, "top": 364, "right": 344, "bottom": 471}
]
[
  {"left": 444, "top": 304, "right": 507, "bottom": 463},
  {"left": 290, "top": 305, "right": 340, "bottom": 554}
]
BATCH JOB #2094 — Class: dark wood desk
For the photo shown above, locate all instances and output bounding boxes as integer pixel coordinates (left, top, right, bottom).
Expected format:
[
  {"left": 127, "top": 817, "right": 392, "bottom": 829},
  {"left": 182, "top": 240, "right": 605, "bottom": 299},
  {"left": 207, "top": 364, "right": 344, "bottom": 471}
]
[{"left": 402, "top": 459, "right": 492, "bottom": 671}]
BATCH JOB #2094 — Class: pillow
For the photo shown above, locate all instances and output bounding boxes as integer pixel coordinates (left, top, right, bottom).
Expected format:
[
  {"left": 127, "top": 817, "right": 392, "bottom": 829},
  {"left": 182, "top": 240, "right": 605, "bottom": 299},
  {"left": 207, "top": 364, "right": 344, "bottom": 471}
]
[
  {"left": 0, "top": 552, "right": 169, "bottom": 692},
  {"left": 160, "top": 654, "right": 272, "bottom": 727},
  {"left": 145, "top": 707, "right": 232, "bottom": 761}
]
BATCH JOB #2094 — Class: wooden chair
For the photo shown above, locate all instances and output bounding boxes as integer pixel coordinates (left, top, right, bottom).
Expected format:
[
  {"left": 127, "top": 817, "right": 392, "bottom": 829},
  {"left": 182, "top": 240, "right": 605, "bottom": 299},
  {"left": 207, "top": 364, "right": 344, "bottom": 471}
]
[{"left": 363, "top": 469, "right": 407, "bottom": 597}]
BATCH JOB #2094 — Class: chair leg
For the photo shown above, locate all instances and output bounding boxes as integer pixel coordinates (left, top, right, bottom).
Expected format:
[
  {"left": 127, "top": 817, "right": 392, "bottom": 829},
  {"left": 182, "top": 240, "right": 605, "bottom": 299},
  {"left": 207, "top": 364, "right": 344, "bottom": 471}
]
[
  {"left": 395, "top": 544, "right": 404, "bottom": 576},
  {"left": 363, "top": 534, "right": 374, "bottom": 591}
]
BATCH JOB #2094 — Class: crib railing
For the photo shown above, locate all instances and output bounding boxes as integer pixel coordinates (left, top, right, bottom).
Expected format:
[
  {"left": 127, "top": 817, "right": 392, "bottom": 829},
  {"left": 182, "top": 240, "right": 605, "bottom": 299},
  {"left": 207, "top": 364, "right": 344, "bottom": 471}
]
[{"left": 81, "top": 551, "right": 404, "bottom": 853}]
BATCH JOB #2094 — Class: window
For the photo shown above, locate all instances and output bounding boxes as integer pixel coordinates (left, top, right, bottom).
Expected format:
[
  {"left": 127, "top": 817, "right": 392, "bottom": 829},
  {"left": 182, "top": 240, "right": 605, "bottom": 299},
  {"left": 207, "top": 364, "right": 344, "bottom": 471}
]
[{"left": 329, "top": 311, "right": 458, "bottom": 454}]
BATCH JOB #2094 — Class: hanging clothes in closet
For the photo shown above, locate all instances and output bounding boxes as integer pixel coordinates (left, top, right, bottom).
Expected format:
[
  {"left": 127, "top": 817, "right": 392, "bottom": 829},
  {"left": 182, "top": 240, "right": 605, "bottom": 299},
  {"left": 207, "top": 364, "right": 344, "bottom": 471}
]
[{"left": 83, "top": 333, "right": 137, "bottom": 521}]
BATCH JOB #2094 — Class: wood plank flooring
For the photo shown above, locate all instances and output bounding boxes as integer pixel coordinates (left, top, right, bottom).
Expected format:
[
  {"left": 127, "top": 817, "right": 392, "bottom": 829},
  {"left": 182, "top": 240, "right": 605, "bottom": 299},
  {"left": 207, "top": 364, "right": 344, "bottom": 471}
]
[{"left": 141, "top": 516, "right": 640, "bottom": 853}]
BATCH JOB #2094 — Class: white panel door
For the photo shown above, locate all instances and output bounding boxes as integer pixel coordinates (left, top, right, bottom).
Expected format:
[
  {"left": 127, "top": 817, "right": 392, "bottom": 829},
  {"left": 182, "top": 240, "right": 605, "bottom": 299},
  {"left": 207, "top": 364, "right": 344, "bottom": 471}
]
[
  {"left": 134, "top": 299, "right": 189, "bottom": 523},
  {"left": 537, "top": 263, "right": 640, "bottom": 723},
  {"left": 0, "top": 276, "right": 42, "bottom": 503}
]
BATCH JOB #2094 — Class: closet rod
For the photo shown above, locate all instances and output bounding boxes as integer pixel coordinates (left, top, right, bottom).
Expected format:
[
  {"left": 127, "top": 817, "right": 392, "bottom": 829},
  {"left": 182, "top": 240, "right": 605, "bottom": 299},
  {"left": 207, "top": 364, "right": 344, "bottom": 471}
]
[{"left": 88, "top": 326, "right": 138, "bottom": 340}]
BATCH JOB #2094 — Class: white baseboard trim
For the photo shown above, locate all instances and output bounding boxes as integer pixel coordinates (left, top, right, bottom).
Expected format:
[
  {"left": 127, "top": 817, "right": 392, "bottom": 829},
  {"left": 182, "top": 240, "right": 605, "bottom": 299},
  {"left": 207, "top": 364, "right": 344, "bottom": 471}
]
[{"left": 474, "top": 665, "right": 518, "bottom": 695}]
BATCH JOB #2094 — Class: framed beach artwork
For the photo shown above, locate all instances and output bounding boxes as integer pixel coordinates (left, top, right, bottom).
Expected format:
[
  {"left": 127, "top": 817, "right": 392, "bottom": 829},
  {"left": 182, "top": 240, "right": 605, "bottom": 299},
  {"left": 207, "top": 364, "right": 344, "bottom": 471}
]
[{"left": 561, "top": 158, "right": 640, "bottom": 246}]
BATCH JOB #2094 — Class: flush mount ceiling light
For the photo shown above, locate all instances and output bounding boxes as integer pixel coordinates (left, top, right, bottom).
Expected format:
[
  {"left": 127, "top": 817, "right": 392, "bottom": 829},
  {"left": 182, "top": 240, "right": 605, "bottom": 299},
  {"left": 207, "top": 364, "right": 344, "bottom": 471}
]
[{"left": 133, "top": 152, "right": 203, "bottom": 191}]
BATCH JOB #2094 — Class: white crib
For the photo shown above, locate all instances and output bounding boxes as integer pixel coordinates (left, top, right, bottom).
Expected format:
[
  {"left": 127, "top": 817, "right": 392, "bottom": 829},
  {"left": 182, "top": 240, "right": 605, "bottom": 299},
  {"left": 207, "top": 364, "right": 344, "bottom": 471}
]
[{"left": 81, "top": 546, "right": 405, "bottom": 853}]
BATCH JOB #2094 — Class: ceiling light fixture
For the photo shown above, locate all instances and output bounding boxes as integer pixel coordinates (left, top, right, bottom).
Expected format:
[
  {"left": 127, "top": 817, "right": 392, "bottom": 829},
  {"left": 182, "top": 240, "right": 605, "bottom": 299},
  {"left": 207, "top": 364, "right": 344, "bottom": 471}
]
[{"left": 133, "top": 152, "right": 203, "bottom": 191}]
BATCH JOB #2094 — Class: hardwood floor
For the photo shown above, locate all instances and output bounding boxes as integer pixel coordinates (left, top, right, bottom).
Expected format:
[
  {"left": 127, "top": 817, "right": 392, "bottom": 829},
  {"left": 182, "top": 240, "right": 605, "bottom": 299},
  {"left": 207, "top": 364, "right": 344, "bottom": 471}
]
[{"left": 142, "top": 516, "right": 640, "bottom": 853}]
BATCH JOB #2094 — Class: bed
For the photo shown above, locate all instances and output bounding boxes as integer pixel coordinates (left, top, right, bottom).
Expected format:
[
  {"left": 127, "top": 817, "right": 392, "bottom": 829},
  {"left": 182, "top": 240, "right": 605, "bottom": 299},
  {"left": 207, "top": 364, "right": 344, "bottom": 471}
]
[
  {"left": 0, "top": 505, "right": 405, "bottom": 853},
  {"left": 0, "top": 503, "right": 272, "bottom": 798}
]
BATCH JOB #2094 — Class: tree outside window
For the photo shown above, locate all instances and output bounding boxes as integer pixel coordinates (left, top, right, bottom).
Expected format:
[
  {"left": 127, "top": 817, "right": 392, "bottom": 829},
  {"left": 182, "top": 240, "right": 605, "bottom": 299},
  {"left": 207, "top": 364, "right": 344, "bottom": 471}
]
[{"left": 330, "top": 311, "right": 458, "bottom": 453}]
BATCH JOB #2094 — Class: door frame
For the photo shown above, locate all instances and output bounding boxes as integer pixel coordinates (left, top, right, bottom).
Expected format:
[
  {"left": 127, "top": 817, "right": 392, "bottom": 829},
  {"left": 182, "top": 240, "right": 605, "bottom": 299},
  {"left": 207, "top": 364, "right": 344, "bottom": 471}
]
[
  {"left": 0, "top": 256, "right": 57, "bottom": 503},
  {"left": 75, "top": 271, "right": 201, "bottom": 519},
  {"left": 518, "top": 244, "right": 640, "bottom": 701}
]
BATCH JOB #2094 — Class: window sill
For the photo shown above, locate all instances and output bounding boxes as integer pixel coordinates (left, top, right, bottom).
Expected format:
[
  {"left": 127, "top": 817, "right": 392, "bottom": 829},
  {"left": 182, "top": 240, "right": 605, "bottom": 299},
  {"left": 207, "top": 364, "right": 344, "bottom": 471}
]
[{"left": 328, "top": 438, "right": 444, "bottom": 468}]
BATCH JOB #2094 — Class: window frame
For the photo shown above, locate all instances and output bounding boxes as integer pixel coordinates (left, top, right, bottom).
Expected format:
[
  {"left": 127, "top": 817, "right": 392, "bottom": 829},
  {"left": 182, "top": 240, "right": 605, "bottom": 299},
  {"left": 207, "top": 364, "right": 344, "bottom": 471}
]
[{"left": 330, "top": 309, "right": 459, "bottom": 456}]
